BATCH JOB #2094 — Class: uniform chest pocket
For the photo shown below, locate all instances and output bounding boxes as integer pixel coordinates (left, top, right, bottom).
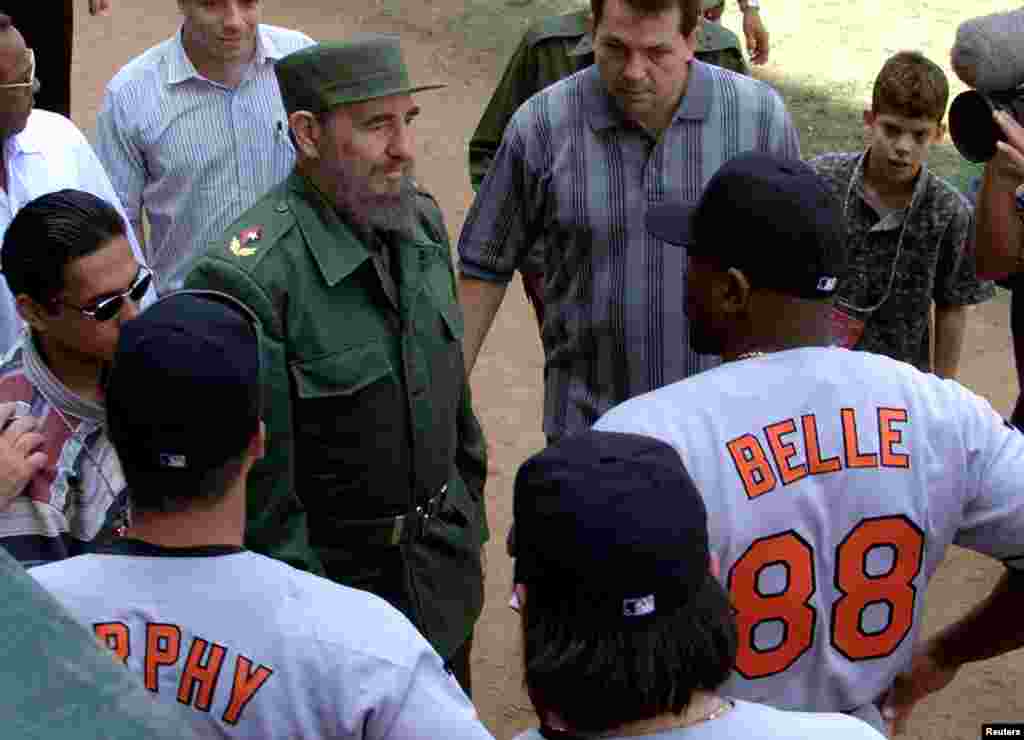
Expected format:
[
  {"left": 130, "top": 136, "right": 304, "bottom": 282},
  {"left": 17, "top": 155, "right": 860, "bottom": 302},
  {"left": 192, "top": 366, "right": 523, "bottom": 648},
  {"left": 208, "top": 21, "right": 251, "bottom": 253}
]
[
  {"left": 291, "top": 342, "right": 394, "bottom": 399},
  {"left": 288, "top": 343, "right": 408, "bottom": 517}
]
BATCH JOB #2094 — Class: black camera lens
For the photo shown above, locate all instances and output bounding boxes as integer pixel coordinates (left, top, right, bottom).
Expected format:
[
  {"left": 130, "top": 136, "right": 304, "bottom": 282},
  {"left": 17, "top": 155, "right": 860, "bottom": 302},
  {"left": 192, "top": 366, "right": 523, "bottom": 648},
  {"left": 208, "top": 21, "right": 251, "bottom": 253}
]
[{"left": 949, "top": 90, "right": 1004, "bottom": 163}]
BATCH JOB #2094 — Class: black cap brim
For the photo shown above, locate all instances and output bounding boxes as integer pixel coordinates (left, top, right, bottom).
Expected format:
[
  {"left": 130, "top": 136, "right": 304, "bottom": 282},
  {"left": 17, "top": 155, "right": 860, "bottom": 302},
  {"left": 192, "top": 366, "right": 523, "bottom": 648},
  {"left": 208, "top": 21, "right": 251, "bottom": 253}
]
[{"left": 646, "top": 202, "right": 698, "bottom": 248}]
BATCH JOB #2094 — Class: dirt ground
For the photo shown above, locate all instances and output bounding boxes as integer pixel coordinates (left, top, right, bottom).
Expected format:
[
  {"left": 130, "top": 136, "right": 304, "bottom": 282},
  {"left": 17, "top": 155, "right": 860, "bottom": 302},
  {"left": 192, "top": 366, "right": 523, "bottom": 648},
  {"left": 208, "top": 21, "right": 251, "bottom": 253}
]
[{"left": 71, "top": 2, "right": 1022, "bottom": 738}]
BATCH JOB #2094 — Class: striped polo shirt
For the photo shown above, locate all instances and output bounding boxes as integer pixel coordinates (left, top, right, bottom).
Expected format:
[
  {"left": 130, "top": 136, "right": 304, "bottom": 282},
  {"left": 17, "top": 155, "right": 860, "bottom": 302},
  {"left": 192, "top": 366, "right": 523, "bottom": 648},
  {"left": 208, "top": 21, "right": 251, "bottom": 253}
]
[
  {"left": 95, "top": 25, "right": 314, "bottom": 294},
  {"left": 458, "top": 61, "right": 800, "bottom": 440}
]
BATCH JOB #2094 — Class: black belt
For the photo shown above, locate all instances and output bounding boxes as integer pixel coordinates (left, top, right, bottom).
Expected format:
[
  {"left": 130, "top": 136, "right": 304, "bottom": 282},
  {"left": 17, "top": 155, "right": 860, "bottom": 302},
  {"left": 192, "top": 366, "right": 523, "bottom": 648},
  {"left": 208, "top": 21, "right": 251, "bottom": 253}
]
[{"left": 334, "top": 483, "right": 449, "bottom": 547}]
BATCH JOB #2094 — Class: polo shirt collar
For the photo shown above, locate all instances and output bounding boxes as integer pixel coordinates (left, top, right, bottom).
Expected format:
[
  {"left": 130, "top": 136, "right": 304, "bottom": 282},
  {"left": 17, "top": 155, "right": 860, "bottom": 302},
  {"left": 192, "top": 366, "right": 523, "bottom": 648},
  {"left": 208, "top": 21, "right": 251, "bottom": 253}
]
[
  {"left": 286, "top": 172, "right": 373, "bottom": 287},
  {"left": 584, "top": 59, "right": 713, "bottom": 132},
  {"left": 167, "top": 24, "right": 280, "bottom": 86}
]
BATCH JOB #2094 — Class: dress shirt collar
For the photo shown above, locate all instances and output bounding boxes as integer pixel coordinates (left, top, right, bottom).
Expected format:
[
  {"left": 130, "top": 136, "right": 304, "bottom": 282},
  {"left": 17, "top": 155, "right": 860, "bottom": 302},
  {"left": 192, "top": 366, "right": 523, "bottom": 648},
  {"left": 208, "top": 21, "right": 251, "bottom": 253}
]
[
  {"left": 584, "top": 59, "right": 713, "bottom": 132},
  {"left": 8, "top": 113, "right": 45, "bottom": 157},
  {"left": 167, "top": 24, "right": 283, "bottom": 86},
  {"left": 286, "top": 171, "right": 373, "bottom": 287}
]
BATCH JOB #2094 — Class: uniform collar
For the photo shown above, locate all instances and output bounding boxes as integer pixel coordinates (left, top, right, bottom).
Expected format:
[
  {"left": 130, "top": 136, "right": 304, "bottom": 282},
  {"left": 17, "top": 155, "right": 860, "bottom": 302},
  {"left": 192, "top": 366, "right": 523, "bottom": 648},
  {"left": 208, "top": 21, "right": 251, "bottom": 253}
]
[
  {"left": 92, "top": 538, "right": 246, "bottom": 558},
  {"left": 167, "top": 24, "right": 281, "bottom": 86},
  {"left": 571, "top": 32, "right": 594, "bottom": 57},
  {"left": 286, "top": 171, "right": 374, "bottom": 287},
  {"left": 584, "top": 59, "right": 713, "bottom": 132}
]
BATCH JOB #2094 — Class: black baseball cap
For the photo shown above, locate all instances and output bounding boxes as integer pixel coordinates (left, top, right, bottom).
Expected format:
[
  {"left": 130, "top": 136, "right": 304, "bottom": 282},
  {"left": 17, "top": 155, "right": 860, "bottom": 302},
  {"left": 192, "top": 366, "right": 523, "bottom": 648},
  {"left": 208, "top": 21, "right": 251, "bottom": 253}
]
[
  {"left": 646, "top": 151, "right": 846, "bottom": 300},
  {"left": 513, "top": 430, "right": 712, "bottom": 622},
  {"left": 106, "top": 292, "right": 261, "bottom": 488}
]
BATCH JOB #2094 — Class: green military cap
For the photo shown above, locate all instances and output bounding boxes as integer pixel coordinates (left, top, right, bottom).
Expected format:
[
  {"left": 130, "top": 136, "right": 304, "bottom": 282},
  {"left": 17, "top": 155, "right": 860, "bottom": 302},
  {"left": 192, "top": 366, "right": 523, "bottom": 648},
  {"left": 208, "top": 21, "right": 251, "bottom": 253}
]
[
  {"left": 701, "top": 0, "right": 725, "bottom": 9},
  {"left": 275, "top": 33, "right": 446, "bottom": 115}
]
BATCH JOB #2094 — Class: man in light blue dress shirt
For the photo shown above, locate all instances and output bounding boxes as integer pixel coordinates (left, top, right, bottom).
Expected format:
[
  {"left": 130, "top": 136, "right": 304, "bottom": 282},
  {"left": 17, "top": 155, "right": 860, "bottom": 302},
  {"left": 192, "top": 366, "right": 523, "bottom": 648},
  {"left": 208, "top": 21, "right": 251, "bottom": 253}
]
[{"left": 96, "top": 1, "right": 313, "bottom": 294}]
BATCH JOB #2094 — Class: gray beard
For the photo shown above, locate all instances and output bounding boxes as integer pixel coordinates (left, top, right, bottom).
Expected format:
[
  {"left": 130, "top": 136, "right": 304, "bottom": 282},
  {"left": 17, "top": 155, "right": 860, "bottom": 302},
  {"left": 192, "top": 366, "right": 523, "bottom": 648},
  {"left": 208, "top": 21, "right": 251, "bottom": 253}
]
[{"left": 338, "top": 172, "right": 418, "bottom": 241}]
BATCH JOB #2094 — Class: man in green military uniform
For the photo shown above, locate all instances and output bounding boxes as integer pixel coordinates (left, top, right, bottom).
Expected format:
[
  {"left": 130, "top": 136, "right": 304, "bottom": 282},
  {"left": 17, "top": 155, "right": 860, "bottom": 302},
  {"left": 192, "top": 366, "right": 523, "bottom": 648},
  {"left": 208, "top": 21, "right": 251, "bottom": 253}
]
[
  {"left": 468, "top": 0, "right": 768, "bottom": 328},
  {"left": 185, "top": 34, "right": 488, "bottom": 694}
]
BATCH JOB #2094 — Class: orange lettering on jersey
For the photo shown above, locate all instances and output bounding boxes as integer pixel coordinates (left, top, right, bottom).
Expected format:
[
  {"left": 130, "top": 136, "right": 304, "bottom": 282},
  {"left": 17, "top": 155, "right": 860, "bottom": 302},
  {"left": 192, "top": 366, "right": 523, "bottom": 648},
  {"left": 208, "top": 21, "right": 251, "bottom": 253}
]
[
  {"left": 177, "top": 638, "right": 228, "bottom": 712},
  {"left": 801, "top": 414, "right": 841, "bottom": 475},
  {"left": 144, "top": 623, "right": 182, "bottom": 693},
  {"left": 222, "top": 655, "right": 274, "bottom": 726},
  {"left": 878, "top": 408, "right": 910, "bottom": 469},
  {"left": 94, "top": 622, "right": 130, "bottom": 663},
  {"left": 727, "top": 434, "right": 778, "bottom": 499},
  {"left": 764, "top": 419, "right": 808, "bottom": 485},
  {"left": 840, "top": 408, "right": 878, "bottom": 469}
]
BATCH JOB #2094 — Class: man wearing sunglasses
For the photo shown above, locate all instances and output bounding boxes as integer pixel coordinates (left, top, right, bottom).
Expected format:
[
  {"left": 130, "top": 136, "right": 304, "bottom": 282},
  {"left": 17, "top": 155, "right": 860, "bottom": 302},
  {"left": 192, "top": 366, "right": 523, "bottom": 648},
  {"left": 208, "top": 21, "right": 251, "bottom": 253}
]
[
  {"left": 0, "top": 189, "right": 148, "bottom": 566},
  {"left": 0, "top": 14, "right": 152, "bottom": 353}
]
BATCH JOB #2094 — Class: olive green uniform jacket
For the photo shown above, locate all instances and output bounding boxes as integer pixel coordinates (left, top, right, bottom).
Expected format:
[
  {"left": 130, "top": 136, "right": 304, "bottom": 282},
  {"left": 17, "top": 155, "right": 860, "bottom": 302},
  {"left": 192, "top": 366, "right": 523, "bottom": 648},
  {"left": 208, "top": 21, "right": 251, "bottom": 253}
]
[
  {"left": 468, "top": 10, "right": 749, "bottom": 188},
  {"left": 185, "top": 171, "right": 488, "bottom": 660}
]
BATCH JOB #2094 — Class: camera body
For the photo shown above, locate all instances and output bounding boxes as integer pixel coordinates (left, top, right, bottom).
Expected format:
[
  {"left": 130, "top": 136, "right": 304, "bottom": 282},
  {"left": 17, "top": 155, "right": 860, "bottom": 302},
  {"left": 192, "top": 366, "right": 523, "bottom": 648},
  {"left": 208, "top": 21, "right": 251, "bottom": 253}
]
[{"left": 949, "top": 88, "right": 1024, "bottom": 163}]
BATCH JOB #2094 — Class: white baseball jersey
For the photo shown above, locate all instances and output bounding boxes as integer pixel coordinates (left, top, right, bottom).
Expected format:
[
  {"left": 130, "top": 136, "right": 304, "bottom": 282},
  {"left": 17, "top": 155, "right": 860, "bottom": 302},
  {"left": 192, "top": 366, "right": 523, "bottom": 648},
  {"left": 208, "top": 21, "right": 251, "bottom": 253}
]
[
  {"left": 595, "top": 347, "right": 1024, "bottom": 719},
  {"left": 31, "top": 542, "right": 495, "bottom": 740},
  {"left": 514, "top": 699, "right": 885, "bottom": 740}
]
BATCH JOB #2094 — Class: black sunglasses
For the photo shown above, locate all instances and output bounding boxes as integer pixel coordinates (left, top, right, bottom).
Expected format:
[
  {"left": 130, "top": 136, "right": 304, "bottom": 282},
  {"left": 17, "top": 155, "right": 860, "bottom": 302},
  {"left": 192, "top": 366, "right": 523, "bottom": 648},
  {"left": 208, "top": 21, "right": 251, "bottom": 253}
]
[{"left": 58, "top": 266, "right": 153, "bottom": 322}]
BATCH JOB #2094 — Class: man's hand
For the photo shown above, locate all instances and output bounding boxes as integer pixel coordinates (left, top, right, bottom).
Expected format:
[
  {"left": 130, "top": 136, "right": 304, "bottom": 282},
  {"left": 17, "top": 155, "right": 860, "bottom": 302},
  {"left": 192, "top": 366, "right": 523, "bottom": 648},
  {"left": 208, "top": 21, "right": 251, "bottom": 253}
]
[
  {"left": 881, "top": 640, "right": 959, "bottom": 735},
  {"left": 703, "top": 2, "right": 725, "bottom": 22},
  {"left": 975, "top": 111, "right": 1024, "bottom": 279},
  {"left": 88, "top": 0, "right": 113, "bottom": 16},
  {"left": 743, "top": 10, "right": 770, "bottom": 65},
  {"left": 992, "top": 111, "right": 1024, "bottom": 188},
  {"left": 0, "top": 403, "right": 47, "bottom": 509}
]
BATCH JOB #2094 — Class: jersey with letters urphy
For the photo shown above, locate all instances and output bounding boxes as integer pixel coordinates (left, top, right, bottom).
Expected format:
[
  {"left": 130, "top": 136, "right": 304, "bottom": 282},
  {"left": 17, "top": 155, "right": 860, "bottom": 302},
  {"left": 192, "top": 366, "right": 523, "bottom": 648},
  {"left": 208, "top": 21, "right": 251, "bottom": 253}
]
[
  {"left": 30, "top": 543, "right": 494, "bottom": 740},
  {"left": 595, "top": 347, "right": 1024, "bottom": 718}
]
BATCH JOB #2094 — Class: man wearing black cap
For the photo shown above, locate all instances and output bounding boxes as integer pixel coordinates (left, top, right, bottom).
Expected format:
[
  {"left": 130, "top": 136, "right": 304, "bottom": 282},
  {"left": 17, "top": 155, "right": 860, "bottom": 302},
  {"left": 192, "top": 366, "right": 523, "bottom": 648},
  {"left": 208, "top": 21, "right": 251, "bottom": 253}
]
[
  {"left": 511, "top": 429, "right": 882, "bottom": 739},
  {"left": 594, "top": 151, "right": 1024, "bottom": 735},
  {"left": 185, "top": 35, "right": 488, "bottom": 693},
  {"left": 31, "top": 291, "right": 496, "bottom": 740}
]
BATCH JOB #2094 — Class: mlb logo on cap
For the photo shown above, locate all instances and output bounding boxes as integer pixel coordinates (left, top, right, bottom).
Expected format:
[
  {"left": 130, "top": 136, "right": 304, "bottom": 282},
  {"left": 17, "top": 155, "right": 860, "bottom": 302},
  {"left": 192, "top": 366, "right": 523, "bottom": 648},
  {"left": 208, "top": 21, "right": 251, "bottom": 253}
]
[
  {"left": 159, "top": 454, "right": 188, "bottom": 469},
  {"left": 623, "top": 595, "right": 656, "bottom": 617},
  {"left": 817, "top": 276, "right": 838, "bottom": 292}
]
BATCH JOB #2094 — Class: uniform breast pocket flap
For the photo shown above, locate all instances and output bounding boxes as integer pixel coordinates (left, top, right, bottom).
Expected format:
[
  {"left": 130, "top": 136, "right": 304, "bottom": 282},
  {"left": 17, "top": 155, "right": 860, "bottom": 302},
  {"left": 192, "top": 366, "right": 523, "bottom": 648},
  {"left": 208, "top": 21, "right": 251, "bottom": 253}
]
[{"left": 290, "top": 343, "right": 393, "bottom": 399}]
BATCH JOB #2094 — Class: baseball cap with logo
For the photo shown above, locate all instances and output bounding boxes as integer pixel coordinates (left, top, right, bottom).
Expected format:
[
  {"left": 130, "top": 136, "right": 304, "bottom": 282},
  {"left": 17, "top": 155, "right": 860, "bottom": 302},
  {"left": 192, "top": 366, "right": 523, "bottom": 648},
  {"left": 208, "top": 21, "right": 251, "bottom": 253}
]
[
  {"left": 105, "top": 292, "right": 261, "bottom": 490},
  {"left": 646, "top": 151, "right": 846, "bottom": 300},
  {"left": 513, "top": 430, "right": 712, "bottom": 623}
]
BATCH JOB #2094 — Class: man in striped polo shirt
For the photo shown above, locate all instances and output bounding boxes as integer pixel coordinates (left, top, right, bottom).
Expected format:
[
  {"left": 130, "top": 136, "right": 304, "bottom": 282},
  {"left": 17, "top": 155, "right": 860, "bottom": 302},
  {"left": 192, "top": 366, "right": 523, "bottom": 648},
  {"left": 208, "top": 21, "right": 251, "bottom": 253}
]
[
  {"left": 95, "top": 1, "right": 313, "bottom": 294},
  {"left": 457, "top": 0, "right": 799, "bottom": 445}
]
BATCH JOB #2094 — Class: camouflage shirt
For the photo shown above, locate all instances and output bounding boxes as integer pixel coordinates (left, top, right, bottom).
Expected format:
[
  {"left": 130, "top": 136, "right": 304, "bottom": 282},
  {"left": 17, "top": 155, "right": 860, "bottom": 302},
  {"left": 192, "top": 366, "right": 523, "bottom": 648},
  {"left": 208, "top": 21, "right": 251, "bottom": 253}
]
[{"left": 810, "top": 151, "right": 994, "bottom": 371}]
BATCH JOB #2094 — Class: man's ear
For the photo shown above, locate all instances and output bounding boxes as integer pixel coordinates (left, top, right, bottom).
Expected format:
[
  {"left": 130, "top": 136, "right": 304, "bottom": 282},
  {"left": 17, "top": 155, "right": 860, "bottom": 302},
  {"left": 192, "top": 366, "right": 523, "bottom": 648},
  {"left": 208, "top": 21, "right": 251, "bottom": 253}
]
[
  {"left": 863, "top": 109, "right": 876, "bottom": 129},
  {"left": 289, "top": 111, "right": 322, "bottom": 160},
  {"left": 722, "top": 267, "right": 753, "bottom": 316},
  {"left": 15, "top": 294, "right": 52, "bottom": 333},
  {"left": 709, "top": 552, "right": 721, "bottom": 580},
  {"left": 935, "top": 121, "right": 947, "bottom": 143}
]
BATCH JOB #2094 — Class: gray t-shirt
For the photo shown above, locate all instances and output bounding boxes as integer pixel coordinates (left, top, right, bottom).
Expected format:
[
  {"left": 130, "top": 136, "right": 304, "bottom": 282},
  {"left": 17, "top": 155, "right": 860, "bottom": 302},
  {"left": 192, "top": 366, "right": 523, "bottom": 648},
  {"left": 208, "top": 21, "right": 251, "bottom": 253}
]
[{"left": 513, "top": 699, "right": 885, "bottom": 740}]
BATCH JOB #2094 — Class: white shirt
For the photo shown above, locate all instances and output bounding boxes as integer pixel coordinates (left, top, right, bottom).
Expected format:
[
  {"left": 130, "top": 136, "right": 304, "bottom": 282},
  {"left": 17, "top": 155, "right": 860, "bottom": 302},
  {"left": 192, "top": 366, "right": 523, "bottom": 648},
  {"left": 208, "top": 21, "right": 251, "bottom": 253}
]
[
  {"left": 96, "top": 25, "right": 314, "bottom": 294},
  {"left": 514, "top": 699, "right": 884, "bottom": 740},
  {"left": 32, "top": 545, "right": 496, "bottom": 740},
  {"left": 0, "top": 110, "right": 152, "bottom": 352},
  {"left": 595, "top": 348, "right": 1024, "bottom": 721}
]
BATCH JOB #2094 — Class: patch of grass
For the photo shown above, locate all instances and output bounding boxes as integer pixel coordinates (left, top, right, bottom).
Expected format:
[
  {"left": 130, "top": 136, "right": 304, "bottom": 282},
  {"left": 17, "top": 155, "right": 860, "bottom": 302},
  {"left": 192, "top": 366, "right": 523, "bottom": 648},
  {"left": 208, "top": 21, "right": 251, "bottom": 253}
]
[{"left": 437, "top": 0, "right": 1000, "bottom": 191}]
